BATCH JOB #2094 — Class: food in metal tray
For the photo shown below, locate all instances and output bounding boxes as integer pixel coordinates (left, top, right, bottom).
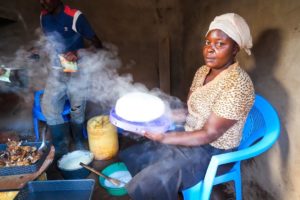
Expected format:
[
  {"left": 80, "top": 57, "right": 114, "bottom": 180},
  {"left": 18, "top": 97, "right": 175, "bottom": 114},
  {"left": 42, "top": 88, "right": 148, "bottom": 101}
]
[{"left": 0, "top": 139, "right": 41, "bottom": 167}]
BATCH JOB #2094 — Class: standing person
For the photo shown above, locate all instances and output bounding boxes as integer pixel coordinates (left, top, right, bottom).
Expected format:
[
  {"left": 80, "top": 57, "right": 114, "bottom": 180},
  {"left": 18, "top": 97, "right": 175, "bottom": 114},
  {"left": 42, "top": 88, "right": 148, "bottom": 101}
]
[
  {"left": 119, "top": 13, "right": 255, "bottom": 200},
  {"left": 39, "top": 0, "right": 104, "bottom": 158}
]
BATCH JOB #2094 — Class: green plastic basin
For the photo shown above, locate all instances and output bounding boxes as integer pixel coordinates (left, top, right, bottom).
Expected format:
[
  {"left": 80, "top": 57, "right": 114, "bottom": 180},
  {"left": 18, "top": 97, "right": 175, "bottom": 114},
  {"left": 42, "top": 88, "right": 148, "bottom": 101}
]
[{"left": 99, "top": 162, "right": 131, "bottom": 196}]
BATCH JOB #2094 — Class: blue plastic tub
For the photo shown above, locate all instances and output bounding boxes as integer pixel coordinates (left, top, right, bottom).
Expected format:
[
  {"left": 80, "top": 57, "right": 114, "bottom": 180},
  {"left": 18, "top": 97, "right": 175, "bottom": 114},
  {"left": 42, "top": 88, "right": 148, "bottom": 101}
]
[{"left": 15, "top": 179, "right": 95, "bottom": 200}]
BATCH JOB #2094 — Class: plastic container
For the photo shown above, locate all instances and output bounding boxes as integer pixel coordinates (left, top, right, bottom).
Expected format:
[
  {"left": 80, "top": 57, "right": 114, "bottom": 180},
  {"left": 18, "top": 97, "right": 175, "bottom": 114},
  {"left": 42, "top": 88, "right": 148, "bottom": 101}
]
[
  {"left": 99, "top": 162, "right": 131, "bottom": 196},
  {"left": 14, "top": 179, "right": 95, "bottom": 200},
  {"left": 87, "top": 116, "right": 118, "bottom": 160},
  {"left": 57, "top": 150, "right": 94, "bottom": 179},
  {"left": 0, "top": 142, "right": 50, "bottom": 176}
]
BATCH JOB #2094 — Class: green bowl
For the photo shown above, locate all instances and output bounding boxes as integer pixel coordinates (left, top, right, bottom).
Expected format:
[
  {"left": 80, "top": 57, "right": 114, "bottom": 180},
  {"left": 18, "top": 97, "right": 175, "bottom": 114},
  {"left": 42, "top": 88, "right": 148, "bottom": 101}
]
[{"left": 99, "top": 162, "right": 131, "bottom": 196}]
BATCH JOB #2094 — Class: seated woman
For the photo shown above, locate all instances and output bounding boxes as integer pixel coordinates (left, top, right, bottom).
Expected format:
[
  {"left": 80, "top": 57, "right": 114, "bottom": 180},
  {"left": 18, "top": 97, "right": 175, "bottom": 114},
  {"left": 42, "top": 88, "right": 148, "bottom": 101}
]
[{"left": 119, "top": 13, "right": 255, "bottom": 200}]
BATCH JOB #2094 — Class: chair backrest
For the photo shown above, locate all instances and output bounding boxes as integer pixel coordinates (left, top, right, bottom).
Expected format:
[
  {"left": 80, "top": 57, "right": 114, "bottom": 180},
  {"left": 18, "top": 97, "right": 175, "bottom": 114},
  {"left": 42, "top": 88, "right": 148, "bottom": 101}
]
[{"left": 239, "top": 94, "right": 280, "bottom": 150}]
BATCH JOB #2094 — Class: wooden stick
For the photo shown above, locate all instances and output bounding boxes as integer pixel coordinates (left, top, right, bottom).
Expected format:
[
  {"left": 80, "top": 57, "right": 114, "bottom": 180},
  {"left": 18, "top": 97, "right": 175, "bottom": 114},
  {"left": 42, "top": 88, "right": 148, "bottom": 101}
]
[{"left": 79, "top": 162, "right": 125, "bottom": 186}]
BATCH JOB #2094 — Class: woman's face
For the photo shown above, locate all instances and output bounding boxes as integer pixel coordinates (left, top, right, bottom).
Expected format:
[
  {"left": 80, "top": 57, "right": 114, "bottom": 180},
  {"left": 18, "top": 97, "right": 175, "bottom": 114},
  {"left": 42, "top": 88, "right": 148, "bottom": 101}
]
[{"left": 203, "top": 29, "right": 239, "bottom": 69}]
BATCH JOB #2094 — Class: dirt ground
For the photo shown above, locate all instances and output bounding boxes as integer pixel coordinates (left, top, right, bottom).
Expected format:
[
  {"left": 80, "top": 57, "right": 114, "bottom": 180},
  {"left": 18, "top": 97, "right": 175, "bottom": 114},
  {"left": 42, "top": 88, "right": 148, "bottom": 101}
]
[{"left": 0, "top": 131, "right": 233, "bottom": 200}]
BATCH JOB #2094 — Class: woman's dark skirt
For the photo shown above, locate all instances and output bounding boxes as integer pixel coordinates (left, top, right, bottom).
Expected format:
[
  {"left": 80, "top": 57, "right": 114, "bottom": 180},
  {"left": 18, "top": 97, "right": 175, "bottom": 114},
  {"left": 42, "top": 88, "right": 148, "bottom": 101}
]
[{"left": 119, "top": 140, "right": 234, "bottom": 200}]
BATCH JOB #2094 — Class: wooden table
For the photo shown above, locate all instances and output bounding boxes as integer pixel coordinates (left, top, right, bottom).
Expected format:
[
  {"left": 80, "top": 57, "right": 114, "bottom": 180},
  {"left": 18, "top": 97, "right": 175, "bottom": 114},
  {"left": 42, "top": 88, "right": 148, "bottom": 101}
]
[{"left": 0, "top": 145, "right": 55, "bottom": 191}]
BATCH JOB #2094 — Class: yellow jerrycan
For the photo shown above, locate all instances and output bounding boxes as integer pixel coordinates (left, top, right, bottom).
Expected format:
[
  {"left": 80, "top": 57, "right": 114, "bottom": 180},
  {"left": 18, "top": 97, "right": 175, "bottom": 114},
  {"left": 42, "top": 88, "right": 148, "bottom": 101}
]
[{"left": 87, "top": 115, "right": 119, "bottom": 160}]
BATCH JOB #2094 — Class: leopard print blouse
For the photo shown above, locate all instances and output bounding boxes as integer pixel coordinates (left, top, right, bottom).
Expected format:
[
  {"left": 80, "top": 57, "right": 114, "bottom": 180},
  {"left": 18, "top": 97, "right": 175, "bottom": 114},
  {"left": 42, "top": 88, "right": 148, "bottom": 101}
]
[{"left": 185, "top": 62, "right": 255, "bottom": 150}]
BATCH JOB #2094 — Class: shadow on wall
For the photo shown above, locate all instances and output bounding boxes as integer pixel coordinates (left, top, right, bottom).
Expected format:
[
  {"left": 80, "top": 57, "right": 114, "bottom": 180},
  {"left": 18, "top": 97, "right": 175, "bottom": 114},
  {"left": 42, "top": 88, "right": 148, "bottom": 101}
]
[{"left": 245, "top": 29, "right": 290, "bottom": 199}]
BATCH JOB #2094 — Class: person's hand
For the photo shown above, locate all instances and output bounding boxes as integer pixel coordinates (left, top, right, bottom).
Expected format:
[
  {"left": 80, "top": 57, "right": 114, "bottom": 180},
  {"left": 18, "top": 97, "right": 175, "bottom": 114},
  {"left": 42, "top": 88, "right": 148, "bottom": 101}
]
[
  {"left": 63, "top": 51, "right": 78, "bottom": 62},
  {"left": 0, "top": 68, "right": 7, "bottom": 76},
  {"left": 144, "top": 132, "right": 165, "bottom": 142}
]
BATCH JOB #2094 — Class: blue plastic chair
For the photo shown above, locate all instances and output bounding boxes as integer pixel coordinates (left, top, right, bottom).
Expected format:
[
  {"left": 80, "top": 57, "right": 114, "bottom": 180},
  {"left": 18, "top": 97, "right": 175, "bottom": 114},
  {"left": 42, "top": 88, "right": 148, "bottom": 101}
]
[
  {"left": 182, "top": 94, "right": 281, "bottom": 200},
  {"left": 32, "top": 90, "right": 71, "bottom": 142}
]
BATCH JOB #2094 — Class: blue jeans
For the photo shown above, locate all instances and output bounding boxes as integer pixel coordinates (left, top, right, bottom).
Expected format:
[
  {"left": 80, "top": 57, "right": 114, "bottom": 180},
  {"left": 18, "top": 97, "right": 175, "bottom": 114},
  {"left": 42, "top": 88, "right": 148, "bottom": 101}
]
[{"left": 41, "top": 68, "right": 88, "bottom": 125}]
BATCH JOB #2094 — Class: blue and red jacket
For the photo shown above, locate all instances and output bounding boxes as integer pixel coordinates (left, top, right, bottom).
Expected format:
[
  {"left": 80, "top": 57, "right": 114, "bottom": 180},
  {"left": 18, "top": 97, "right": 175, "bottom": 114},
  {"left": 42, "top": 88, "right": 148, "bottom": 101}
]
[{"left": 40, "top": 5, "right": 96, "bottom": 54}]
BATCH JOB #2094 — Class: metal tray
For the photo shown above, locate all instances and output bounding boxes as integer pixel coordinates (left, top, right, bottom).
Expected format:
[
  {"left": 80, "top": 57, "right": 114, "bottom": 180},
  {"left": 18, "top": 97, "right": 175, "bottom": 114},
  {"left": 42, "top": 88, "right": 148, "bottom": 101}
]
[
  {"left": 14, "top": 179, "right": 95, "bottom": 200},
  {"left": 0, "top": 142, "right": 50, "bottom": 176}
]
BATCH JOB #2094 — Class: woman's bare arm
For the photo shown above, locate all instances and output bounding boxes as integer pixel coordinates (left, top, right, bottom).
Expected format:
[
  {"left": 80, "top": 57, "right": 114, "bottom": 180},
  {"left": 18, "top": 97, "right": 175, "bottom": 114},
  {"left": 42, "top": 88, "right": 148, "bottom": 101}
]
[{"left": 145, "top": 112, "right": 237, "bottom": 146}]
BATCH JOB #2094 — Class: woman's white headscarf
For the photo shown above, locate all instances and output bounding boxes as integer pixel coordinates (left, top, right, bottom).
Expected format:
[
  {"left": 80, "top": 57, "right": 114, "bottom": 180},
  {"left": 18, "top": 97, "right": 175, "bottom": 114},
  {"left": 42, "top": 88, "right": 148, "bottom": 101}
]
[{"left": 207, "top": 13, "right": 253, "bottom": 55}]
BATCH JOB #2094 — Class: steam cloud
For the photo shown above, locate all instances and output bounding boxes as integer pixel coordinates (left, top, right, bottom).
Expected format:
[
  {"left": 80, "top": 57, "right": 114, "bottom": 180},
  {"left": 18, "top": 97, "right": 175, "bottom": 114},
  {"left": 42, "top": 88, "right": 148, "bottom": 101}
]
[{"left": 0, "top": 28, "right": 187, "bottom": 135}]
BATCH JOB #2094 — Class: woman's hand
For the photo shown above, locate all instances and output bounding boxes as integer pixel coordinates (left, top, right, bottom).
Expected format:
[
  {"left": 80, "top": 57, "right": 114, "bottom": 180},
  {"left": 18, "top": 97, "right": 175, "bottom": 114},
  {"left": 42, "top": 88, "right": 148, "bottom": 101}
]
[{"left": 144, "top": 132, "right": 165, "bottom": 142}]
